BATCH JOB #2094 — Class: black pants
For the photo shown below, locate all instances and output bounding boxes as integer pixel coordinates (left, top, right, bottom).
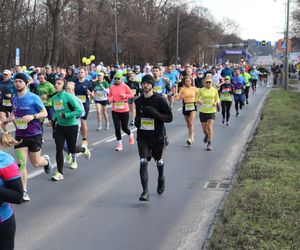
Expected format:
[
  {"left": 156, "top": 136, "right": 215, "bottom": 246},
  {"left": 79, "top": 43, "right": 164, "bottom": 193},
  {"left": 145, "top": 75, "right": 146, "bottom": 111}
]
[
  {"left": 221, "top": 101, "right": 232, "bottom": 122},
  {"left": 0, "top": 215, "right": 16, "bottom": 250},
  {"left": 55, "top": 125, "right": 78, "bottom": 174},
  {"left": 112, "top": 111, "right": 130, "bottom": 141},
  {"left": 244, "top": 86, "right": 250, "bottom": 101}
]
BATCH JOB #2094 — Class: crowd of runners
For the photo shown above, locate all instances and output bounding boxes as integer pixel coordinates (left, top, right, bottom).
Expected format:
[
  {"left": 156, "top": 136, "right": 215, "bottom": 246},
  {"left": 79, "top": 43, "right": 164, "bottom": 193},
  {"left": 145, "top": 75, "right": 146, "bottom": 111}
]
[{"left": 0, "top": 60, "right": 284, "bottom": 249}]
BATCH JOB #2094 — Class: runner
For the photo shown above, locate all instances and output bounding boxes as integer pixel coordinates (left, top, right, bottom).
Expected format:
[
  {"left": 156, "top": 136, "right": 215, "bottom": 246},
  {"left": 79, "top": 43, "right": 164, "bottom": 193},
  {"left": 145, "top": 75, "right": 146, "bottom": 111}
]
[
  {"left": 240, "top": 67, "right": 251, "bottom": 104},
  {"left": 176, "top": 76, "right": 198, "bottom": 145},
  {"left": 126, "top": 72, "right": 140, "bottom": 126},
  {"left": 75, "top": 67, "right": 94, "bottom": 146},
  {"left": 219, "top": 76, "right": 234, "bottom": 126},
  {"left": 51, "top": 78, "right": 86, "bottom": 180},
  {"left": 36, "top": 72, "right": 55, "bottom": 126},
  {"left": 0, "top": 70, "right": 15, "bottom": 124},
  {"left": 134, "top": 75, "right": 173, "bottom": 201},
  {"left": 164, "top": 65, "right": 178, "bottom": 109},
  {"left": 232, "top": 69, "right": 246, "bottom": 116},
  {"left": 249, "top": 66, "right": 261, "bottom": 93},
  {"left": 2, "top": 73, "right": 53, "bottom": 201},
  {"left": 196, "top": 75, "right": 220, "bottom": 151},
  {"left": 108, "top": 71, "right": 134, "bottom": 151},
  {"left": 94, "top": 72, "right": 110, "bottom": 130},
  {"left": 0, "top": 139, "right": 23, "bottom": 250}
]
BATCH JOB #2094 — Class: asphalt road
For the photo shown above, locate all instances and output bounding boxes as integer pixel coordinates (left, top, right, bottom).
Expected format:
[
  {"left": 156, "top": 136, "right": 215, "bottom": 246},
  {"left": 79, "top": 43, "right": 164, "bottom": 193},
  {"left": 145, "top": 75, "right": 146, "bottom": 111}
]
[{"left": 11, "top": 86, "right": 270, "bottom": 250}]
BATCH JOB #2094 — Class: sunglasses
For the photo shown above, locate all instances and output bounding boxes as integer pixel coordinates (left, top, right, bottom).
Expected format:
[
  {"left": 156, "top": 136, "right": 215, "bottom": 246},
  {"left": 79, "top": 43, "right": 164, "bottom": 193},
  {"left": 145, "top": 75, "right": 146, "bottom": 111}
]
[
  {"left": 205, "top": 81, "right": 212, "bottom": 83},
  {"left": 115, "top": 78, "right": 121, "bottom": 80}
]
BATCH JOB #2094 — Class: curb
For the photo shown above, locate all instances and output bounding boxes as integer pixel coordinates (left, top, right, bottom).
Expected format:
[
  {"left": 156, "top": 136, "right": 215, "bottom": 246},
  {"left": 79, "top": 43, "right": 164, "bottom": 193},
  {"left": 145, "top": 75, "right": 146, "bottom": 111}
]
[{"left": 201, "top": 88, "right": 273, "bottom": 249}]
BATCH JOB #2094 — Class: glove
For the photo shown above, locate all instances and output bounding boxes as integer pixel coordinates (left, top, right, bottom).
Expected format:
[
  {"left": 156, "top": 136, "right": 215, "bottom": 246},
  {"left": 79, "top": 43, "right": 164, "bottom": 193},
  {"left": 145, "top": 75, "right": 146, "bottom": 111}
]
[
  {"left": 142, "top": 106, "right": 160, "bottom": 119},
  {"left": 0, "top": 132, "right": 22, "bottom": 148}
]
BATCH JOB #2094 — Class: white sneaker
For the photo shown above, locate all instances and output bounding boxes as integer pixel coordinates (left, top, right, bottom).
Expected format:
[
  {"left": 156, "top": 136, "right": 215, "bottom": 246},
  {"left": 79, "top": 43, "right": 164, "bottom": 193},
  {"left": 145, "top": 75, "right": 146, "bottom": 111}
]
[
  {"left": 105, "top": 123, "right": 109, "bottom": 130},
  {"left": 51, "top": 171, "right": 64, "bottom": 181},
  {"left": 97, "top": 126, "right": 102, "bottom": 131},
  {"left": 23, "top": 191, "right": 30, "bottom": 202}
]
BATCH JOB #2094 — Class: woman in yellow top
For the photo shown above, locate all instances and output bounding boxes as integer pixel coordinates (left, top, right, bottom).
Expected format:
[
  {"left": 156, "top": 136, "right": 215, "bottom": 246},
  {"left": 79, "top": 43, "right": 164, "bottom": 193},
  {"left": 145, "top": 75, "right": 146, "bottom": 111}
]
[
  {"left": 176, "top": 76, "right": 198, "bottom": 145},
  {"left": 196, "top": 76, "right": 220, "bottom": 151}
]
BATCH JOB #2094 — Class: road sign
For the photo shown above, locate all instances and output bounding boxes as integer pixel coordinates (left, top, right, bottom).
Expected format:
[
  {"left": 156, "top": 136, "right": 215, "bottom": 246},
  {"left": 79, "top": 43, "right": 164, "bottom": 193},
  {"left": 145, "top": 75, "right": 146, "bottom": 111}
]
[{"left": 15, "top": 48, "right": 20, "bottom": 66}]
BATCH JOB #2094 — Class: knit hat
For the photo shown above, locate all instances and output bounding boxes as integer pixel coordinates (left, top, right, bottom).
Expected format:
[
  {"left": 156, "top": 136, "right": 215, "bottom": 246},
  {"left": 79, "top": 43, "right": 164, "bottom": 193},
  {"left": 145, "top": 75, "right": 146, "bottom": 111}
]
[
  {"left": 14, "top": 73, "right": 28, "bottom": 84},
  {"left": 141, "top": 74, "right": 154, "bottom": 87},
  {"left": 114, "top": 71, "right": 123, "bottom": 79}
]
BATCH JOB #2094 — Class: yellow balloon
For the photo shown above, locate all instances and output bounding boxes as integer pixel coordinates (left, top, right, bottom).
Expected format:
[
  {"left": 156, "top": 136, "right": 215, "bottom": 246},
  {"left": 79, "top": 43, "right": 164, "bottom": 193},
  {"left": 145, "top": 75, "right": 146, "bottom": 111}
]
[
  {"left": 82, "top": 57, "right": 87, "bottom": 63},
  {"left": 90, "top": 55, "right": 95, "bottom": 61},
  {"left": 86, "top": 59, "right": 91, "bottom": 65},
  {"left": 22, "top": 66, "right": 27, "bottom": 71}
]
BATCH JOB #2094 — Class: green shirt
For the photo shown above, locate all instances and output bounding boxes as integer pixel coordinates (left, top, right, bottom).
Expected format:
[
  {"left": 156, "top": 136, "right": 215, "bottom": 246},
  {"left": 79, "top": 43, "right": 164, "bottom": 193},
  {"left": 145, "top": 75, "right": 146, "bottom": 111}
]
[
  {"left": 52, "top": 91, "right": 83, "bottom": 126},
  {"left": 240, "top": 72, "right": 251, "bottom": 87},
  {"left": 36, "top": 81, "right": 55, "bottom": 107}
]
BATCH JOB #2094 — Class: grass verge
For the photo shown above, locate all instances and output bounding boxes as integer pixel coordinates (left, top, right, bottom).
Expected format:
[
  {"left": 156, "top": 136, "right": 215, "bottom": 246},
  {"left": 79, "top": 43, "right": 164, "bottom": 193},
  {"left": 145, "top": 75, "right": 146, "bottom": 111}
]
[{"left": 209, "top": 89, "right": 300, "bottom": 249}]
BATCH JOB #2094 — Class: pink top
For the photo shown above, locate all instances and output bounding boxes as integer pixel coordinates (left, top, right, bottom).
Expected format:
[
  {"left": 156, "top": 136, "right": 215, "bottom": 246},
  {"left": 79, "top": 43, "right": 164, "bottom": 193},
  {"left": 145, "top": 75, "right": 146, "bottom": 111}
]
[{"left": 108, "top": 83, "right": 134, "bottom": 112}]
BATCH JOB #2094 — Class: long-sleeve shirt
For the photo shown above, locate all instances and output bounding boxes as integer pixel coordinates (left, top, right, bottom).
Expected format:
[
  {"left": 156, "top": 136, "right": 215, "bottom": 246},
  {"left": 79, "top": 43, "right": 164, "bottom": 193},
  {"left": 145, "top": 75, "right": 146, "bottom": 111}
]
[
  {"left": 52, "top": 91, "right": 83, "bottom": 126},
  {"left": 108, "top": 83, "right": 133, "bottom": 112}
]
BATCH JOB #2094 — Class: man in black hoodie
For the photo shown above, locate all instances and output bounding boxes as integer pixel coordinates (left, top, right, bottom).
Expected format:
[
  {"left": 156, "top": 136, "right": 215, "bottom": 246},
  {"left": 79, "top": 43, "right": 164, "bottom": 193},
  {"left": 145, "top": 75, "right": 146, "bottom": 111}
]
[
  {"left": 134, "top": 75, "right": 173, "bottom": 201},
  {"left": 65, "top": 66, "right": 78, "bottom": 83}
]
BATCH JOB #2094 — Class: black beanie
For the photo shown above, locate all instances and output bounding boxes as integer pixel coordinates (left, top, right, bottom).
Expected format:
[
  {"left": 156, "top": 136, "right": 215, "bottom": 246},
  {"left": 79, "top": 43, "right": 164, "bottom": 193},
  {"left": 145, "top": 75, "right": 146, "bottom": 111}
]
[
  {"left": 141, "top": 74, "right": 154, "bottom": 87},
  {"left": 14, "top": 73, "right": 28, "bottom": 84}
]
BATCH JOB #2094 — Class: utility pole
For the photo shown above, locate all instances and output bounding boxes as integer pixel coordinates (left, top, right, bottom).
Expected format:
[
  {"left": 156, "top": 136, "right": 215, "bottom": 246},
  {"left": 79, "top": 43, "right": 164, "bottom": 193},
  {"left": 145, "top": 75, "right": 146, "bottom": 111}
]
[
  {"left": 176, "top": 6, "right": 179, "bottom": 65},
  {"left": 284, "top": 0, "right": 290, "bottom": 90},
  {"left": 114, "top": 0, "right": 119, "bottom": 65}
]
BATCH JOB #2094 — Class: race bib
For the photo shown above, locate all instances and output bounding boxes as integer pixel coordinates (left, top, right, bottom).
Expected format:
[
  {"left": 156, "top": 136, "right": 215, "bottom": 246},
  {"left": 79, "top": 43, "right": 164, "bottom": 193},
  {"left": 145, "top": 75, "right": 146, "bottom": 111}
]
[
  {"left": 131, "top": 89, "right": 137, "bottom": 96},
  {"left": 185, "top": 103, "right": 195, "bottom": 111},
  {"left": 114, "top": 102, "right": 125, "bottom": 110},
  {"left": 2, "top": 99, "right": 11, "bottom": 107},
  {"left": 54, "top": 100, "right": 64, "bottom": 110},
  {"left": 140, "top": 118, "right": 155, "bottom": 130},
  {"left": 203, "top": 99, "right": 214, "bottom": 108},
  {"left": 153, "top": 86, "right": 163, "bottom": 94},
  {"left": 77, "top": 95, "right": 87, "bottom": 103},
  {"left": 15, "top": 118, "right": 27, "bottom": 130},
  {"left": 235, "top": 89, "right": 242, "bottom": 94},
  {"left": 96, "top": 91, "right": 105, "bottom": 101}
]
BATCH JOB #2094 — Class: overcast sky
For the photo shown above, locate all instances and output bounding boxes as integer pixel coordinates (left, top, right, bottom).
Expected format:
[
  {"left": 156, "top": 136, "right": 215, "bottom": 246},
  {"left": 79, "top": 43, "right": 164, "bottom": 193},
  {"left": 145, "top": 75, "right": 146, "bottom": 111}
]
[{"left": 200, "top": 0, "right": 288, "bottom": 43}]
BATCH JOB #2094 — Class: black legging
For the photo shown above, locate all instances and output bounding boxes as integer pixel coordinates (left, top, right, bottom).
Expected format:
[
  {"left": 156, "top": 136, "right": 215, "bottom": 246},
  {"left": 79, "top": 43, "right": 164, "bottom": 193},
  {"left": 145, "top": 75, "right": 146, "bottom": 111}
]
[
  {"left": 244, "top": 86, "right": 250, "bottom": 102},
  {"left": 55, "top": 125, "right": 78, "bottom": 174},
  {"left": 235, "top": 100, "right": 243, "bottom": 113},
  {"left": 112, "top": 111, "right": 131, "bottom": 140},
  {"left": 221, "top": 101, "right": 232, "bottom": 122},
  {"left": 0, "top": 215, "right": 16, "bottom": 250}
]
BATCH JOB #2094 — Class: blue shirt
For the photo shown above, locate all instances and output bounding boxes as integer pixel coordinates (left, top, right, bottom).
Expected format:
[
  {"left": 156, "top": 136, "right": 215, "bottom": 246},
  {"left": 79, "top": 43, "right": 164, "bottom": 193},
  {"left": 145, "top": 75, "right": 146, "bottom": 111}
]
[
  {"left": 164, "top": 71, "right": 177, "bottom": 88},
  {"left": 75, "top": 79, "right": 94, "bottom": 106}
]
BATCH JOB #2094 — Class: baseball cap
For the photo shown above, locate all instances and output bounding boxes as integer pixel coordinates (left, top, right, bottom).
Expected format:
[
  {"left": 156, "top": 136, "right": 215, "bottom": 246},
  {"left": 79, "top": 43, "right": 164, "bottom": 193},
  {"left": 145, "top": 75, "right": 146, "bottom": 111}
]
[
  {"left": 45, "top": 64, "right": 52, "bottom": 69},
  {"left": 3, "top": 69, "right": 11, "bottom": 75},
  {"left": 225, "top": 76, "right": 231, "bottom": 80}
]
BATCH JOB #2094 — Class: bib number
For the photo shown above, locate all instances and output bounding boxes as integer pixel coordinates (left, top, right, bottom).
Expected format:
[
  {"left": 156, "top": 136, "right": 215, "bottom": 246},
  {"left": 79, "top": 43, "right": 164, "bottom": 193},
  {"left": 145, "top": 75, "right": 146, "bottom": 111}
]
[
  {"left": 114, "top": 102, "right": 125, "bottom": 110},
  {"left": 77, "top": 95, "right": 87, "bottom": 103},
  {"left": 140, "top": 118, "right": 155, "bottom": 130},
  {"left": 15, "top": 118, "right": 27, "bottom": 130},
  {"left": 2, "top": 99, "right": 11, "bottom": 107},
  {"left": 153, "top": 86, "right": 163, "bottom": 94},
  {"left": 96, "top": 91, "right": 105, "bottom": 101},
  {"left": 54, "top": 100, "right": 64, "bottom": 110},
  {"left": 185, "top": 103, "right": 195, "bottom": 111},
  {"left": 235, "top": 89, "right": 242, "bottom": 94}
]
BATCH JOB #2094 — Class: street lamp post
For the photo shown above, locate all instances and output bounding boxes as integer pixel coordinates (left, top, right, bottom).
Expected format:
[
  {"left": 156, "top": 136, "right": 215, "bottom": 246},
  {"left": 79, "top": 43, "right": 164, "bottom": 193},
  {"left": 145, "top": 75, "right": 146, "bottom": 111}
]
[
  {"left": 284, "top": 0, "right": 290, "bottom": 90},
  {"left": 176, "top": 6, "right": 179, "bottom": 65},
  {"left": 114, "top": 0, "right": 119, "bottom": 65}
]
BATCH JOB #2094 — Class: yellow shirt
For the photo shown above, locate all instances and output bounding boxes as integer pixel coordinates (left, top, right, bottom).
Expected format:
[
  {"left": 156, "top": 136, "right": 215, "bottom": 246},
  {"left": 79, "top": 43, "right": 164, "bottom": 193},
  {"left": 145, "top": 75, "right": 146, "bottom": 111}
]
[
  {"left": 196, "top": 87, "right": 220, "bottom": 113},
  {"left": 176, "top": 86, "right": 198, "bottom": 103}
]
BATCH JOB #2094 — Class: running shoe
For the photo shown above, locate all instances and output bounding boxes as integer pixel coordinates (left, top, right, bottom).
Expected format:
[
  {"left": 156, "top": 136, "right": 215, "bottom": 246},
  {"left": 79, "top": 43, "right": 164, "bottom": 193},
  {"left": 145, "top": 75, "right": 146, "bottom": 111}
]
[
  {"left": 222, "top": 119, "right": 225, "bottom": 124},
  {"left": 65, "top": 153, "right": 72, "bottom": 165},
  {"left": 226, "top": 121, "right": 229, "bottom": 126},
  {"left": 129, "top": 133, "right": 134, "bottom": 145},
  {"left": 236, "top": 112, "right": 239, "bottom": 117},
  {"left": 83, "top": 146, "right": 91, "bottom": 160},
  {"left": 203, "top": 134, "right": 208, "bottom": 143},
  {"left": 115, "top": 143, "right": 123, "bottom": 151},
  {"left": 23, "top": 191, "right": 30, "bottom": 202},
  {"left": 191, "top": 134, "right": 195, "bottom": 143},
  {"left": 186, "top": 138, "right": 192, "bottom": 146},
  {"left": 139, "top": 191, "right": 149, "bottom": 201},
  {"left": 164, "top": 136, "right": 169, "bottom": 147},
  {"left": 207, "top": 142, "right": 212, "bottom": 151},
  {"left": 97, "top": 126, "right": 103, "bottom": 131},
  {"left": 69, "top": 161, "right": 78, "bottom": 170},
  {"left": 246, "top": 100, "right": 249, "bottom": 104},
  {"left": 43, "top": 155, "right": 53, "bottom": 174},
  {"left": 157, "top": 177, "right": 165, "bottom": 195},
  {"left": 130, "top": 120, "right": 134, "bottom": 126},
  {"left": 51, "top": 171, "right": 64, "bottom": 181},
  {"left": 105, "top": 123, "right": 110, "bottom": 130}
]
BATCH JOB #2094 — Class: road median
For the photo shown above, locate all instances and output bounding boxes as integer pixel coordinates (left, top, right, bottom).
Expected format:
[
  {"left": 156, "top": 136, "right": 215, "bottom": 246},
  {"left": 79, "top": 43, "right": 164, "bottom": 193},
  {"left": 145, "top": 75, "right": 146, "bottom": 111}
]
[{"left": 209, "top": 88, "right": 300, "bottom": 249}]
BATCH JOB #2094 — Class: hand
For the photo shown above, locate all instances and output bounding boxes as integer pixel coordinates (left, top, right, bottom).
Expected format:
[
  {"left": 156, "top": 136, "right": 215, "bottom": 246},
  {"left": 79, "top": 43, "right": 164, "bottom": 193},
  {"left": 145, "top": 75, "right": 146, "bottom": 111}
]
[
  {"left": 22, "top": 115, "right": 34, "bottom": 123},
  {"left": 87, "top": 90, "right": 92, "bottom": 96},
  {"left": 5, "top": 94, "right": 11, "bottom": 98},
  {"left": 198, "top": 100, "right": 203, "bottom": 105},
  {"left": 120, "top": 94, "right": 126, "bottom": 99},
  {"left": 60, "top": 113, "right": 66, "bottom": 118}
]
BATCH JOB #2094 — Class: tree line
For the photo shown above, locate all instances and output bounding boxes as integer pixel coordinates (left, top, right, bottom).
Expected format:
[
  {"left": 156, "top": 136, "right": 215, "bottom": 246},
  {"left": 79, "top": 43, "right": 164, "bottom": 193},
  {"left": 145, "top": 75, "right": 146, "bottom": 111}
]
[{"left": 0, "top": 0, "right": 251, "bottom": 69}]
